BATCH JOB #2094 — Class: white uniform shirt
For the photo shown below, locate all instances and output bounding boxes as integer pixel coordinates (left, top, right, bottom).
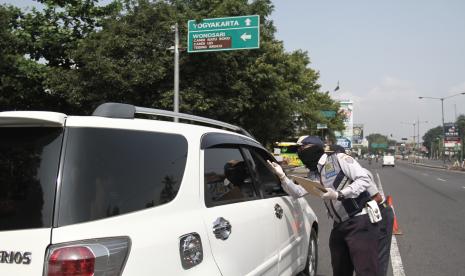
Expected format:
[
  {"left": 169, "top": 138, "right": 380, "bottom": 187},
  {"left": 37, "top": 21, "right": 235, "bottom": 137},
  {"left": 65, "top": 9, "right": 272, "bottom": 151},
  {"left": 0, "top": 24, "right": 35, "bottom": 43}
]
[{"left": 281, "top": 153, "right": 378, "bottom": 199}]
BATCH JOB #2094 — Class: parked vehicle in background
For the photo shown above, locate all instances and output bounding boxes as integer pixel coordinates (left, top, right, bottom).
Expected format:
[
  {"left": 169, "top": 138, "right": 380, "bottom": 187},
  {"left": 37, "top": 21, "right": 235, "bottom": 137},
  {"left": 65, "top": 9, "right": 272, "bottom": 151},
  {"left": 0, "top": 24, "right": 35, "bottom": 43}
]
[
  {"left": 382, "top": 155, "right": 396, "bottom": 167},
  {"left": 0, "top": 103, "right": 318, "bottom": 276},
  {"left": 273, "top": 142, "right": 303, "bottom": 167}
]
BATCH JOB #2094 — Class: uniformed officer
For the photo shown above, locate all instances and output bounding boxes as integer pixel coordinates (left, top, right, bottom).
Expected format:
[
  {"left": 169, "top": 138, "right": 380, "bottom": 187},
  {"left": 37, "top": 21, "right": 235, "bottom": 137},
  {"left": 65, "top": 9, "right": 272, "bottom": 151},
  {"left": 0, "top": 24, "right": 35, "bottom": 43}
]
[
  {"left": 330, "top": 145, "right": 395, "bottom": 276},
  {"left": 268, "top": 136, "right": 381, "bottom": 276},
  {"left": 364, "top": 169, "right": 394, "bottom": 276}
]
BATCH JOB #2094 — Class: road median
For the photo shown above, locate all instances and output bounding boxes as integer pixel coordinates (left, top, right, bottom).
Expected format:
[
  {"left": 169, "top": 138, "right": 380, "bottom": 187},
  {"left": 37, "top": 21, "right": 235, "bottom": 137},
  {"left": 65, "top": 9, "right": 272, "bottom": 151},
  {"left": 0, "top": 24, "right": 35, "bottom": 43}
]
[{"left": 402, "top": 160, "right": 465, "bottom": 172}]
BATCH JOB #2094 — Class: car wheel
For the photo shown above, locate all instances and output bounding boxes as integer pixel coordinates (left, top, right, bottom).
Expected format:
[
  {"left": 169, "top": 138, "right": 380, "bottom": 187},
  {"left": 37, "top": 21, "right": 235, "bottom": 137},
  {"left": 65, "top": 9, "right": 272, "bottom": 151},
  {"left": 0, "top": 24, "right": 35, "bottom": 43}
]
[{"left": 299, "top": 228, "right": 318, "bottom": 276}]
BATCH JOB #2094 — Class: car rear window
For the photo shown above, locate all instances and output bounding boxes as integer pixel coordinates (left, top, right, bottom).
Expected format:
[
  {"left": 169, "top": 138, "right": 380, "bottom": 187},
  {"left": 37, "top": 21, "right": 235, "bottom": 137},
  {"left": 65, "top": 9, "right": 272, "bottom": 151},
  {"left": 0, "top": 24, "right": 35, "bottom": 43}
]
[
  {"left": 0, "top": 127, "right": 63, "bottom": 231},
  {"left": 57, "top": 127, "right": 188, "bottom": 226}
]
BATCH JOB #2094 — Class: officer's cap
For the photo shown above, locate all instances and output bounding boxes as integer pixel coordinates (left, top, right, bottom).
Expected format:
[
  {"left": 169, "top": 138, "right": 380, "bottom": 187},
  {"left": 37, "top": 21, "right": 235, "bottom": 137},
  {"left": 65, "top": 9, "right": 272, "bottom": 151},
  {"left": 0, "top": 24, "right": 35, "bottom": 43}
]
[{"left": 297, "top": 135, "right": 324, "bottom": 147}]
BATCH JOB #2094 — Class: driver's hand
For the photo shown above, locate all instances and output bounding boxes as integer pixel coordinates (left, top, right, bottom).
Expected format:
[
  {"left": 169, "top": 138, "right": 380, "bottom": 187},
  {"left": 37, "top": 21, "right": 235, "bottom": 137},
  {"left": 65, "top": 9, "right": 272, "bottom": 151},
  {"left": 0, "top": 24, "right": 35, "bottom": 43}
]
[{"left": 267, "top": 160, "right": 286, "bottom": 180}]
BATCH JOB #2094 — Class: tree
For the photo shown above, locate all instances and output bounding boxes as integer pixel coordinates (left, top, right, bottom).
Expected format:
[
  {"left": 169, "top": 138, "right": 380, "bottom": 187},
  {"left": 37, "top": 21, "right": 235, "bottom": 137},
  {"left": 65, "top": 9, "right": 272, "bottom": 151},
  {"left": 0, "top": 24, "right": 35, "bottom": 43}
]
[
  {"left": 0, "top": 4, "right": 57, "bottom": 111},
  {"left": 366, "top": 133, "right": 389, "bottom": 154},
  {"left": 422, "top": 126, "right": 442, "bottom": 158},
  {"left": 3, "top": 0, "right": 345, "bottom": 146},
  {"left": 1, "top": 0, "right": 120, "bottom": 111},
  {"left": 43, "top": 0, "right": 344, "bottom": 144}
]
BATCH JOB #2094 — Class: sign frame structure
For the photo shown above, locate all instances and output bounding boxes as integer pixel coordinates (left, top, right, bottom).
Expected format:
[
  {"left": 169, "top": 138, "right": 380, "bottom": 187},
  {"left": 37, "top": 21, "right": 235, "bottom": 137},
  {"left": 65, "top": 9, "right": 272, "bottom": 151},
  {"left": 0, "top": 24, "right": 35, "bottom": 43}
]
[{"left": 187, "top": 15, "right": 260, "bottom": 53}]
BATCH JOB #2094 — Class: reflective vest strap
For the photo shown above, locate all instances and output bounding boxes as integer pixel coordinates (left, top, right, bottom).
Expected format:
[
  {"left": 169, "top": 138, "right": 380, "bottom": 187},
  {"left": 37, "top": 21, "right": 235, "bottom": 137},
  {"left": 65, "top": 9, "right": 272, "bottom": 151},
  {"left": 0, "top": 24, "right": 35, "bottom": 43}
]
[{"left": 333, "top": 170, "right": 346, "bottom": 189}]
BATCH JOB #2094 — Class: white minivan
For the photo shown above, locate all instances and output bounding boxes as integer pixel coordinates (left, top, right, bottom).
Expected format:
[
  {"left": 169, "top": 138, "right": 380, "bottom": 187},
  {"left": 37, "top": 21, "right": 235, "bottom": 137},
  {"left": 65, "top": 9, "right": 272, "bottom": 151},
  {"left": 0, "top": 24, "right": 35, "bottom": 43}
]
[
  {"left": 0, "top": 103, "right": 318, "bottom": 276},
  {"left": 382, "top": 155, "right": 395, "bottom": 167}
]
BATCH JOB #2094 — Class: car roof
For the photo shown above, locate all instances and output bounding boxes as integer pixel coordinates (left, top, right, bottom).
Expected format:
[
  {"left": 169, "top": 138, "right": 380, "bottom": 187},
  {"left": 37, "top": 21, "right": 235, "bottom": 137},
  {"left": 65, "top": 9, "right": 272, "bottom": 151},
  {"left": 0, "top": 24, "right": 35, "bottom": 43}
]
[
  {"left": 0, "top": 103, "right": 259, "bottom": 145},
  {"left": 0, "top": 111, "right": 66, "bottom": 126}
]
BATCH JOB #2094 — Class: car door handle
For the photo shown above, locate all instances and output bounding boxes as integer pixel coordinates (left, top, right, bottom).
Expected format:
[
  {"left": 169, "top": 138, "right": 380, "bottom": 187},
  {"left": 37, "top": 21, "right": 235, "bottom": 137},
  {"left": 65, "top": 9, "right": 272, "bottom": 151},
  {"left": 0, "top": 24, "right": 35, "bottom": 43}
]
[
  {"left": 213, "top": 217, "right": 232, "bottom": 240},
  {"left": 274, "top": 203, "right": 283, "bottom": 219}
]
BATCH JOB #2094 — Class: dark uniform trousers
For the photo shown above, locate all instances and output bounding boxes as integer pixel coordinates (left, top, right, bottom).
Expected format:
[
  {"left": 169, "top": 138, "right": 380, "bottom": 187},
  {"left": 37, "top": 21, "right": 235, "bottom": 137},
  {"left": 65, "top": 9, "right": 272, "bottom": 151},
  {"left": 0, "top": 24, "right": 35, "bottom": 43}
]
[
  {"left": 378, "top": 204, "right": 394, "bottom": 276},
  {"left": 329, "top": 214, "right": 380, "bottom": 276}
]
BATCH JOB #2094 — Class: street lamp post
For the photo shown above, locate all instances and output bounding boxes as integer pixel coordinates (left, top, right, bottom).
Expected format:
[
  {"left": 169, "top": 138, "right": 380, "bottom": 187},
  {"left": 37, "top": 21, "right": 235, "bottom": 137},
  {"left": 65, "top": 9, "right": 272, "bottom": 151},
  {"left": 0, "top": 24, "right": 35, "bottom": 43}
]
[{"left": 419, "top": 92, "right": 465, "bottom": 166}]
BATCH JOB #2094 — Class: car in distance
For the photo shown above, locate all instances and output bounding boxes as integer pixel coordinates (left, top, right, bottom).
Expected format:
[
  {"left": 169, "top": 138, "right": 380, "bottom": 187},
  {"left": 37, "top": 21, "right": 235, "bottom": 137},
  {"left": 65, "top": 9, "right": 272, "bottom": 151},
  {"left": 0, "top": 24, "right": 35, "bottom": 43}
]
[
  {"left": 0, "top": 102, "right": 318, "bottom": 276},
  {"left": 382, "top": 155, "right": 395, "bottom": 167}
]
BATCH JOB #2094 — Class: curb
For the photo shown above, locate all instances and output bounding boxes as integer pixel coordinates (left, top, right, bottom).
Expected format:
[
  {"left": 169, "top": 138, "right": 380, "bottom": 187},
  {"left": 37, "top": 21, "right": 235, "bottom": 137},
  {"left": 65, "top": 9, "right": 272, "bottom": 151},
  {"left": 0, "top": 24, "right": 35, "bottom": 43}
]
[
  {"left": 407, "top": 162, "right": 465, "bottom": 173},
  {"left": 411, "top": 163, "right": 446, "bottom": 169}
]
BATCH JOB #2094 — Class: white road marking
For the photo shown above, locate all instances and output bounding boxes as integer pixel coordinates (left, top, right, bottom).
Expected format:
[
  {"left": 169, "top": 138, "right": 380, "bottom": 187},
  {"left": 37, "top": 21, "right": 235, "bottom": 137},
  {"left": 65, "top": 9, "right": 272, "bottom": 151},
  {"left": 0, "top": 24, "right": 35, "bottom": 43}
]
[
  {"left": 422, "top": 173, "right": 429, "bottom": 176},
  {"left": 376, "top": 172, "right": 406, "bottom": 276},
  {"left": 390, "top": 236, "right": 406, "bottom": 276},
  {"left": 437, "top": 178, "right": 446, "bottom": 182}
]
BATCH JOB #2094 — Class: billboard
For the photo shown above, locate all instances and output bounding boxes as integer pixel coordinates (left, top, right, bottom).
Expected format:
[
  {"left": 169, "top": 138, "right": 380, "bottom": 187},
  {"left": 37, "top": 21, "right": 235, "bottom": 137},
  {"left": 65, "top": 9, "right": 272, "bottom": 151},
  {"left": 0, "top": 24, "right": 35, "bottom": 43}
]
[
  {"left": 444, "top": 123, "right": 459, "bottom": 141},
  {"left": 337, "top": 137, "right": 352, "bottom": 149},
  {"left": 353, "top": 124, "right": 364, "bottom": 145},
  {"left": 445, "top": 140, "right": 461, "bottom": 148},
  {"left": 338, "top": 100, "right": 354, "bottom": 147}
]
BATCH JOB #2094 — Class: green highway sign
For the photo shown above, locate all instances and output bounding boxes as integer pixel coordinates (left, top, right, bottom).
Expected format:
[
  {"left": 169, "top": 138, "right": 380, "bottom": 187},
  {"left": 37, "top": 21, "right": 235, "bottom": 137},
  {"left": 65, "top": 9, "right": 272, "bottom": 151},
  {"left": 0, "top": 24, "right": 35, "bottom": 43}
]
[
  {"left": 188, "top": 15, "right": 260, "bottom": 53},
  {"left": 371, "top": 143, "right": 388, "bottom": 149},
  {"left": 320, "top": 110, "right": 336, "bottom": 118}
]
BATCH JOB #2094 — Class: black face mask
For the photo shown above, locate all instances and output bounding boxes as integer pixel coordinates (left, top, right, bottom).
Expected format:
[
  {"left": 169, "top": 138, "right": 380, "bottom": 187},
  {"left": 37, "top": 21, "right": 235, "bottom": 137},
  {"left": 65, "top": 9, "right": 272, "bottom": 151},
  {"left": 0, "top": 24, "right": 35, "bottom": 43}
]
[{"left": 298, "top": 145, "right": 324, "bottom": 171}]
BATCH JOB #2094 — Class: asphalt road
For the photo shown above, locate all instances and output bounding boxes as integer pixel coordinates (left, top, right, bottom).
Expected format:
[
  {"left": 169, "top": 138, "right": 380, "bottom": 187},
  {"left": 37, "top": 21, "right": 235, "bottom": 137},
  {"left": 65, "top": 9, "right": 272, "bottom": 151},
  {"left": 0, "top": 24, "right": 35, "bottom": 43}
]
[{"left": 295, "top": 159, "right": 465, "bottom": 276}]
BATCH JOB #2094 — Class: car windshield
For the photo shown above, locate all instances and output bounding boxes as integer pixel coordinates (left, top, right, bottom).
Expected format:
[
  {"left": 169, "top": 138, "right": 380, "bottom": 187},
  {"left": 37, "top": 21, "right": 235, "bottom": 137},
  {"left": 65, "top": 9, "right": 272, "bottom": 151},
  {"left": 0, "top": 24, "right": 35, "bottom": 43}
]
[{"left": 0, "top": 127, "right": 63, "bottom": 231}]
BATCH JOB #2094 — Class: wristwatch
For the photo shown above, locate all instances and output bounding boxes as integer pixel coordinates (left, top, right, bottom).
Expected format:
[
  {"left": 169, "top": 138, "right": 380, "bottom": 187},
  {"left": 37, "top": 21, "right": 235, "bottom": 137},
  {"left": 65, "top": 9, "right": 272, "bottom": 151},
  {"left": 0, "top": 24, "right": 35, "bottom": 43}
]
[{"left": 337, "top": 191, "right": 345, "bottom": 201}]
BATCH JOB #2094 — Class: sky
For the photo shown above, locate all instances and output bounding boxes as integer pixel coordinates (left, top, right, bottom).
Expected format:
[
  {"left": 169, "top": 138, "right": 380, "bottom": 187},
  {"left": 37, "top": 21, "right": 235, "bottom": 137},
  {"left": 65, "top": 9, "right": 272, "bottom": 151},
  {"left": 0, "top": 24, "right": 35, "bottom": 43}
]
[
  {"left": 2, "top": 0, "right": 465, "bottom": 141},
  {"left": 271, "top": 0, "right": 465, "bottom": 141}
]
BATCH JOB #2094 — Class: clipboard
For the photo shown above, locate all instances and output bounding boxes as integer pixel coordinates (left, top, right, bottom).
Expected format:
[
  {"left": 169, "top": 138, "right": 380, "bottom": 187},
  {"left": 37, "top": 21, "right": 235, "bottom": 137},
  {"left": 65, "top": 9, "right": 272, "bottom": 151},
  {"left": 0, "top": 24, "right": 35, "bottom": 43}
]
[{"left": 289, "top": 175, "right": 327, "bottom": 197}]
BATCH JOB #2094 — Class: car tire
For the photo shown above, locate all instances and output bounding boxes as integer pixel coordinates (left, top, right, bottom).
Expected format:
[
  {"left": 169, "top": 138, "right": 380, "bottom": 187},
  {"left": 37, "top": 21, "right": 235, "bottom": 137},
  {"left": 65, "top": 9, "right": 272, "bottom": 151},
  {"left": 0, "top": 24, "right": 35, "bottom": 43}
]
[{"left": 299, "top": 228, "right": 318, "bottom": 276}]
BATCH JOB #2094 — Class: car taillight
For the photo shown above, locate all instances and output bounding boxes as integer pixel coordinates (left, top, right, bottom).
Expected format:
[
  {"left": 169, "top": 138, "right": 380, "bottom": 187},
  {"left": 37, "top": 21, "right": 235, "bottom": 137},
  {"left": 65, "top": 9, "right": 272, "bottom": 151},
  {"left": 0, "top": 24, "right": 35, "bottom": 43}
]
[
  {"left": 44, "top": 237, "right": 131, "bottom": 276},
  {"left": 47, "top": 246, "right": 95, "bottom": 276}
]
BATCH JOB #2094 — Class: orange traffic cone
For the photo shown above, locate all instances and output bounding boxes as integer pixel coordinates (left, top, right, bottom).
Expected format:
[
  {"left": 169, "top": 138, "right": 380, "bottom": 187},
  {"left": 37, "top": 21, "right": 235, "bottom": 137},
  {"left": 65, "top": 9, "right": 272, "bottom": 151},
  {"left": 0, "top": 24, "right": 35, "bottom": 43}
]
[{"left": 386, "top": 195, "right": 403, "bottom": 235}]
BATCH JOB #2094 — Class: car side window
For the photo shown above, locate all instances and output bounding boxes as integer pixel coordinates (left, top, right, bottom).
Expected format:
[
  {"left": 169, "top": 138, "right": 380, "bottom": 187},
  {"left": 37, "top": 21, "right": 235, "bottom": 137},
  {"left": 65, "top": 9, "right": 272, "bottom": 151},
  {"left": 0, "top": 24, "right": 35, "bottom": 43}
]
[
  {"left": 246, "top": 148, "right": 287, "bottom": 198},
  {"left": 204, "top": 147, "right": 258, "bottom": 207}
]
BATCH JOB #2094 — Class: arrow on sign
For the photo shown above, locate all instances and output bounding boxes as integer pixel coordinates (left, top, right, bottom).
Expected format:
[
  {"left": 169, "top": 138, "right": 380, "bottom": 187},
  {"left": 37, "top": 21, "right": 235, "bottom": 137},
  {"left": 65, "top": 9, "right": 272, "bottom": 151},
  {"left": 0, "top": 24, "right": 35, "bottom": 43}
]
[
  {"left": 241, "top": 33, "right": 252, "bottom": 41},
  {"left": 245, "top": 18, "right": 251, "bottom": 26}
]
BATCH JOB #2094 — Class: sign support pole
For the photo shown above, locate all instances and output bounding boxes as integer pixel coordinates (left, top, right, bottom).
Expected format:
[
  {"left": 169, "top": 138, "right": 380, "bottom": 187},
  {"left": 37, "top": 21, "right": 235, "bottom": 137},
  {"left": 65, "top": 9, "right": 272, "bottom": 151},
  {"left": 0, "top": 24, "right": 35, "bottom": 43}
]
[{"left": 174, "top": 23, "right": 180, "bottom": 122}]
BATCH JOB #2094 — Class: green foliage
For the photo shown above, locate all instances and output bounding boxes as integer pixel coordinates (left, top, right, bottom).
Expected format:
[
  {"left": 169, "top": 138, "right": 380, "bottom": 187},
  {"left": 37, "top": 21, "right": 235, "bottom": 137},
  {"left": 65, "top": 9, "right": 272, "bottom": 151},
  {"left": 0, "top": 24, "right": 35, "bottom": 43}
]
[
  {"left": 2, "top": 0, "right": 345, "bottom": 146},
  {"left": 0, "top": 5, "right": 57, "bottom": 110},
  {"left": 422, "top": 125, "right": 443, "bottom": 157},
  {"left": 22, "top": 0, "right": 121, "bottom": 67}
]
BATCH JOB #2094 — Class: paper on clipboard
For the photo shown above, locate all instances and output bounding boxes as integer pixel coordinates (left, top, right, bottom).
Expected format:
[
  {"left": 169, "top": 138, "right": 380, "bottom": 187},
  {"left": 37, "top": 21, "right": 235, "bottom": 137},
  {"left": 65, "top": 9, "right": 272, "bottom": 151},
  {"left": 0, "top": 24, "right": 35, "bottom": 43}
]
[{"left": 289, "top": 175, "right": 327, "bottom": 197}]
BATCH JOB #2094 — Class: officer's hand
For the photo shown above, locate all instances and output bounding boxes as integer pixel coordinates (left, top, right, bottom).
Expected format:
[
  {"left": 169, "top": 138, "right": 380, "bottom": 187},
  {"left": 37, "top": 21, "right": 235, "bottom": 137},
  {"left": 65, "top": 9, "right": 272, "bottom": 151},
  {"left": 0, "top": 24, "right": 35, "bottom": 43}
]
[
  {"left": 267, "top": 160, "right": 286, "bottom": 180},
  {"left": 321, "top": 188, "right": 338, "bottom": 200}
]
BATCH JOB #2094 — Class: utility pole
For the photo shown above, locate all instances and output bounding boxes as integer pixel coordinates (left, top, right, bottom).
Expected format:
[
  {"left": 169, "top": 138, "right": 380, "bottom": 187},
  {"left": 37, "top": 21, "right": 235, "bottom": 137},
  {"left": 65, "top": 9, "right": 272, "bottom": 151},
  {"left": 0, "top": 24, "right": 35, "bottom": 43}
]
[
  {"left": 441, "top": 98, "right": 444, "bottom": 164},
  {"left": 417, "top": 118, "right": 428, "bottom": 159},
  {"left": 401, "top": 121, "right": 416, "bottom": 160}
]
